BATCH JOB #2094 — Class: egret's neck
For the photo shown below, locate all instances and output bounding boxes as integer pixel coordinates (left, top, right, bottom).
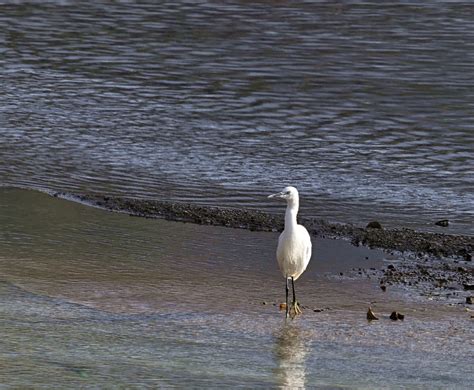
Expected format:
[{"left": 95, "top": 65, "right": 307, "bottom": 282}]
[{"left": 284, "top": 199, "right": 299, "bottom": 231}]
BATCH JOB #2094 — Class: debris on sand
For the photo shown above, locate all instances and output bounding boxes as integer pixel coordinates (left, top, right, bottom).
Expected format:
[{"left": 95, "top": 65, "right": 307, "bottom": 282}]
[
  {"left": 279, "top": 303, "right": 287, "bottom": 311},
  {"left": 466, "top": 297, "right": 473, "bottom": 305},
  {"left": 367, "top": 307, "right": 379, "bottom": 321},
  {"left": 390, "top": 311, "right": 405, "bottom": 321}
]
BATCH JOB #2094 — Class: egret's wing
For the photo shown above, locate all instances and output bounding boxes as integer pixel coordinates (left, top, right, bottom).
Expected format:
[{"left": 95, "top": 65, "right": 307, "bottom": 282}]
[
  {"left": 301, "top": 227, "right": 312, "bottom": 268},
  {"left": 305, "top": 240, "right": 312, "bottom": 263}
]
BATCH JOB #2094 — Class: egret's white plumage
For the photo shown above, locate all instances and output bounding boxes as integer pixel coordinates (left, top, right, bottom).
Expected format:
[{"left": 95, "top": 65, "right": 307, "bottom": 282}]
[{"left": 268, "top": 186, "right": 312, "bottom": 318}]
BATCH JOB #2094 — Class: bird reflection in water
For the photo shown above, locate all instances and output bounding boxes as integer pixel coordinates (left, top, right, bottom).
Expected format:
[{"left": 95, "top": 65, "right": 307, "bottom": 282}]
[{"left": 273, "top": 324, "right": 311, "bottom": 389}]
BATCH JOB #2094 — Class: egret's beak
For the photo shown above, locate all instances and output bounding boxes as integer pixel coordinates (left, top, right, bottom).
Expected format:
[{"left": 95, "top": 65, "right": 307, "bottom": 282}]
[{"left": 268, "top": 191, "right": 284, "bottom": 199}]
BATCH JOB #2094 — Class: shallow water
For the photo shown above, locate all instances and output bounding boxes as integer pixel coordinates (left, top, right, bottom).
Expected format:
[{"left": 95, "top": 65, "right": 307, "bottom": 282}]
[
  {"left": 1, "top": 1, "right": 473, "bottom": 235},
  {"left": 0, "top": 188, "right": 472, "bottom": 388}
]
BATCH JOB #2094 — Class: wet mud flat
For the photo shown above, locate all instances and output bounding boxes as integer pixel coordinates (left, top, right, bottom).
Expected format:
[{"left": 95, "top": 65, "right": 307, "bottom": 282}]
[
  {"left": 54, "top": 191, "right": 474, "bottom": 302},
  {"left": 1, "top": 188, "right": 473, "bottom": 387},
  {"left": 56, "top": 191, "right": 473, "bottom": 259}
]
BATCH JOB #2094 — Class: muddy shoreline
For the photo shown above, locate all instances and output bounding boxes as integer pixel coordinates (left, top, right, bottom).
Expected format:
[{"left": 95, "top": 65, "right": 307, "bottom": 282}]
[
  {"left": 51, "top": 191, "right": 473, "bottom": 302},
  {"left": 53, "top": 191, "right": 473, "bottom": 261}
]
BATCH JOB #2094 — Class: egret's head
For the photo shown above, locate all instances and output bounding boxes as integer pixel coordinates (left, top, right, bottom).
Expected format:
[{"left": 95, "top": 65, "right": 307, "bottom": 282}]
[{"left": 268, "top": 186, "right": 299, "bottom": 201}]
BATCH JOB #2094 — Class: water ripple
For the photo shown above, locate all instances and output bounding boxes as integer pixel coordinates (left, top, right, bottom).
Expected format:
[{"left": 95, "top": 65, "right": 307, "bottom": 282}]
[{"left": 1, "top": 1, "right": 473, "bottom": 234}]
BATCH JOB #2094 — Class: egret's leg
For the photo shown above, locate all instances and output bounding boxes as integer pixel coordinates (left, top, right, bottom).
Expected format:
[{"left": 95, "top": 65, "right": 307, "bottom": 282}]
[
  {"left": 291, "top": 277, "right": 302, "bottom": 316},
  {"left": 291, "top": 276, "right": 296, "bottom": 304},
  {"left": 285, "top": 277, "right": 289, "bottom": 318}
]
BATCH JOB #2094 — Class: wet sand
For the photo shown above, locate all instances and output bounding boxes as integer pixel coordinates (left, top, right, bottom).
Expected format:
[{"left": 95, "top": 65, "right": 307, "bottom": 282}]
[
  {"left": 53, "top": 190, "right": 473, "bottom": 297},
  {"left": 54, "top": 191, "right": 473, "bottom": 259},
  {"left": 0, "top": 188, "right": 473, "bottom": 388}
]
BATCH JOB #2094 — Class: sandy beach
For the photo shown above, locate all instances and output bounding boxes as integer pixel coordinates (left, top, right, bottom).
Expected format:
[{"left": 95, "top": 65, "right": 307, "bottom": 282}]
[{"left": 0, "top": 188, "right": 472, "bottom": 388}]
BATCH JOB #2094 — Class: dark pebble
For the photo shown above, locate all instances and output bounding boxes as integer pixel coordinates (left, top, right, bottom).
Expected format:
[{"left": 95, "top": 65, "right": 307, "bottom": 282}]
[
  {"left": 390, "top": 311, "right": 399, "bottom": 321},
  {"left": 380, "top": 285, "right": 387, "bottom": 292},
  {"left": 463, "top": 284, "right": 474, "bottom": 291},
  {"left": 366, "top": 221, "right": 383, "bottom": 229},
  {"left": 435, "top": 219, "right": 449, "bottom": 227},
  {"left": 387, "top": 264, "right": 395, "bottom": 270},
  {"left": 457, "top": 248, "right": 472, "bottom": 262},
  {"left": 466, "top": 297, "right": 473, "bottom": 304}
]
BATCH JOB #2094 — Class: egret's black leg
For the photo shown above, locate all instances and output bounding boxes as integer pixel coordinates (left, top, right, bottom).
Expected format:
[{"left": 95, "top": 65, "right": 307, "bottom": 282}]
[
  {"left": 285, "top": 277, "right": 289, "bottom": 318},
  {"left": 291, "top": 277, "right": 296, "bottom": 305},
  {"left": 291, "top": 277, "right": 302, "bottom": 316}
]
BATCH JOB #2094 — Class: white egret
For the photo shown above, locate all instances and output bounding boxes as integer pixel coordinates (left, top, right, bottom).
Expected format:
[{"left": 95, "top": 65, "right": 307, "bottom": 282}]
[{"left": 268, "top": 186, "right": 312, "bottom": 318}]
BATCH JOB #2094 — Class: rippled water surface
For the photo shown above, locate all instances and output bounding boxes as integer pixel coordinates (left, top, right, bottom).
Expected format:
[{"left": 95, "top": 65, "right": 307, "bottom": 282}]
[
  {"left": 1, "top": 1, "right": 473, "bottom": 234},
  {"left": 0, "top": 188, "right": 472, "bottom": 388}
]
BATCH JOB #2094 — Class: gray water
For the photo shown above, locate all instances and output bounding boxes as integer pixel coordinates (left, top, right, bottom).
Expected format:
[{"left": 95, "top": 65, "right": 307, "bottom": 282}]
[
  {"left": 1, "top": 188, "right": 472, "bottom": 388},
  {"left": 1, "top": 1, "right": 473, "bottom": 234}
]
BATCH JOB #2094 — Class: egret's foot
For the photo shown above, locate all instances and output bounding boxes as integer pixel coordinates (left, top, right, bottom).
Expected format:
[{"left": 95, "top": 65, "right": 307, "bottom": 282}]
[{"left": 289, "top": 301, "right": 303, "bottom": 319}]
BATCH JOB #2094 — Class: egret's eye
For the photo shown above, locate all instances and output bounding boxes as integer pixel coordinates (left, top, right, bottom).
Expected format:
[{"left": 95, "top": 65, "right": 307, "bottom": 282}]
[{"left": 286, "top": 191, "right": 291, "bottom": 195}]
